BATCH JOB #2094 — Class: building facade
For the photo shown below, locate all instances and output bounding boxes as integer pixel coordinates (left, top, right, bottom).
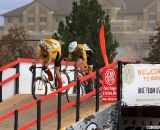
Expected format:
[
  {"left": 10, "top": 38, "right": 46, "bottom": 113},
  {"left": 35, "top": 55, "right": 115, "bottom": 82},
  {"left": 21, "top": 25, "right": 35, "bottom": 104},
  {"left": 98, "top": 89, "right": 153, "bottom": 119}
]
[{"left": 1, "top": 0, "right": 160, "bottom": 60}]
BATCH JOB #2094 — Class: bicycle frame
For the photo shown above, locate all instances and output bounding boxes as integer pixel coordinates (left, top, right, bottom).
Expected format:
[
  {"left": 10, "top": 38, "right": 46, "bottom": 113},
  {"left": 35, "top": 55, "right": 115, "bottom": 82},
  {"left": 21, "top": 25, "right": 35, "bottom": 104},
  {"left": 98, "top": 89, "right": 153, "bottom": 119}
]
[{"left": 35, "top": 67, "right": 57, "bottom": 90}]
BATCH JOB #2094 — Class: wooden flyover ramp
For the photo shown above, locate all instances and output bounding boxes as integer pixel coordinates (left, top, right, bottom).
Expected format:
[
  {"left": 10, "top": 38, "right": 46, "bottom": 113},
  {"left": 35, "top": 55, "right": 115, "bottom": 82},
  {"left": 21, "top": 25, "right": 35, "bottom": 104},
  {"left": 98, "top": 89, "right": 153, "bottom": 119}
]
[{"left": 0, "top": 94, "right": 111, "bottom": 130}]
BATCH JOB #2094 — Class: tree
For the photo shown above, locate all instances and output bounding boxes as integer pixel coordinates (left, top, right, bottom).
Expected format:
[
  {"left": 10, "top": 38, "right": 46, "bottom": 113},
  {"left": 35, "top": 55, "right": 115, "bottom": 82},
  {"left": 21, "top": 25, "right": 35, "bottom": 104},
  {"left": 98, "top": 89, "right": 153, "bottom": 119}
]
[
  {"left": 0, "top": 25, "right": 34, "bottom": 66},
  {"left": 144, "top": 26, "right": 160, "bottom": 62},
  {"left": 104, "top": 15, "right": 119, "bottom": 63},
  {"left": 58, "top": 0, "right": 119, "bottom": 69}
]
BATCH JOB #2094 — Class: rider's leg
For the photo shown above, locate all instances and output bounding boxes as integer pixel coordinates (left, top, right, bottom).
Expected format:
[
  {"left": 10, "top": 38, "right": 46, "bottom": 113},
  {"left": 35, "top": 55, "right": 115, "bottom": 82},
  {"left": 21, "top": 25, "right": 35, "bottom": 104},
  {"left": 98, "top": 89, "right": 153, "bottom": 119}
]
[
  {"left": 43, "top": 61, "right": 53, "bottom": 81},
  {"left": 54, "top": 55, "right": 62, "bottom": 88},
  {"left": 88, "top": 65, "right": 94, "bottom": 89},
  {"left": 55, "top": 67, "right": 63, "bottom": 88},
  {"left": 87, "top": 53, "right": 94, "bottom": 90},
  {"left": 75, "top": 57, "right": 83, "bottom": 71}
]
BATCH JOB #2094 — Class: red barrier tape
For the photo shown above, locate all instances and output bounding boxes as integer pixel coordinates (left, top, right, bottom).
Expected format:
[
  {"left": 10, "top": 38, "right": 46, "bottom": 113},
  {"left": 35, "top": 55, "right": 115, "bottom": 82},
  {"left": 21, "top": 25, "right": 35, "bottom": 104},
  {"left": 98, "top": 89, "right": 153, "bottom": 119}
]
[
  {"left": 18, "top": 120, "right": 37, "bottom": 130},
  {"left": 18, "top": 87, "right": 101, "bottom": 130},
  {"left": 0, "top": 100, "right": 37, "bottom": 121},
  {"left": 79, "top": 72, "right": 96, "bottom": 82},
  {"left": 40, "top": 81, "right": 77, "bottom": 102},
  {"left": 0, "top": 57, "right": 105, "bottom": 129},
  {"left": 0, "top": 58, "right": 75, "bottom": 72},
  {"left": 99, "top": 61, "right": 118, "bottom": 73},
  {"left": 0, "top": 73, "right": 20, "bottom": 86},
  {"left": 18, "top": 100, "right": 37, "bottom": 112},
  {"left": 0, "top": 60, "right": 19, "bottom": 72},
  {"left": 0, "top": 111, "right": 14, "bottom": 121}
]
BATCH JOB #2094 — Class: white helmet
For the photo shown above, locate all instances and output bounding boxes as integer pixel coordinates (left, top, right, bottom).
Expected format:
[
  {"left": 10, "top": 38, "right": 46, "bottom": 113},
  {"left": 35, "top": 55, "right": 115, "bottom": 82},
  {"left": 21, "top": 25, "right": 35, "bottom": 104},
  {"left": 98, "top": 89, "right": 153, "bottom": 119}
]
[
  {"left": 38, "top": 40, "right": 46, "bottom": 49},
  {"left": 68, "top": 41, "right": 77, "bottom": 52}
]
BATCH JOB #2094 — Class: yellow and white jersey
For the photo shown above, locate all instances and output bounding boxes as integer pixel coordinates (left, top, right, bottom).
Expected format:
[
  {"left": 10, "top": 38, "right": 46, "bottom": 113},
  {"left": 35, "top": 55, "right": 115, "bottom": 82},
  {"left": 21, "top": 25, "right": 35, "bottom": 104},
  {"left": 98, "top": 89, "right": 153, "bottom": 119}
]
[{"left": 38, "top": 39, "right": 61, "bottom": 61}]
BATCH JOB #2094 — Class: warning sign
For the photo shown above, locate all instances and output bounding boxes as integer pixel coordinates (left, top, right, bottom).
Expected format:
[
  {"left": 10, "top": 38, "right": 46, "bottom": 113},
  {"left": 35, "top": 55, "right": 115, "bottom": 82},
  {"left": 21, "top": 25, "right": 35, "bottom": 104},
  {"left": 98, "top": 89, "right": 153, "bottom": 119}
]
[{"left": 102, "top": 68, "right": 118, "bottom": 103}]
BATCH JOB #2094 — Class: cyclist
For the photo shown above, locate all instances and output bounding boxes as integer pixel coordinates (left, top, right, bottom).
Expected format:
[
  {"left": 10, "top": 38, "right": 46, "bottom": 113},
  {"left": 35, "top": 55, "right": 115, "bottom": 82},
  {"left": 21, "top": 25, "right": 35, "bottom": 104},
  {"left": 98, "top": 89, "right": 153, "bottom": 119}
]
[
  {"left": 64, "top": 41, "right": 94, "bottom": 91},
  {"left": 29, "top": 39, "right": 63, "bottom": 88}
]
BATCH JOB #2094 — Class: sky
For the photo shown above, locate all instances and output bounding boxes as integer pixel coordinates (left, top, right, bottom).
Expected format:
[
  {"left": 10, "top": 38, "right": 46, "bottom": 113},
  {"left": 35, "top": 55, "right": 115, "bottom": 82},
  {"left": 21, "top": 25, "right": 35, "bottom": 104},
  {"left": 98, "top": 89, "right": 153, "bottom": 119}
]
[{"left": 0, "top": 0, "right": 33, "bottom": 26}]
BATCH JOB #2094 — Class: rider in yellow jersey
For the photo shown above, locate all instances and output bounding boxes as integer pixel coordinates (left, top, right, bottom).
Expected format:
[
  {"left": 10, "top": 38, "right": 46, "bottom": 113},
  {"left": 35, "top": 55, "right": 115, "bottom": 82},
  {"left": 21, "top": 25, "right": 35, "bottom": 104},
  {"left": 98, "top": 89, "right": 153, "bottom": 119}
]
[
  {"left": 64, "top": 41, "right": 94, "bottom": 90},
  {"left": 29, "top": 39, "right": 63, "bottom": 88}
]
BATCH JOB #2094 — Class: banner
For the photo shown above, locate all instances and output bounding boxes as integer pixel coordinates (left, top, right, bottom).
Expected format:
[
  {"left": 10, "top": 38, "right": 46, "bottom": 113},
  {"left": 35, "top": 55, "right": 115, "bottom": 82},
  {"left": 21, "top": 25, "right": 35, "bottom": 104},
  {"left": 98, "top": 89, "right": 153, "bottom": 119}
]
[
  {"left": 64, "top": 104, "right": 119, "bottom": 130},
  {"left": 102, "top": 68, "right": 118, "bottom": 103},
  {"left": 121, "top": 63, "right": 160, "bottom": 106},
  {"left": 99, "top": 23, "right": 109, "bottom": 65},
  {"left": 120, "top": 117, "right": 160, "bottom": 130}
]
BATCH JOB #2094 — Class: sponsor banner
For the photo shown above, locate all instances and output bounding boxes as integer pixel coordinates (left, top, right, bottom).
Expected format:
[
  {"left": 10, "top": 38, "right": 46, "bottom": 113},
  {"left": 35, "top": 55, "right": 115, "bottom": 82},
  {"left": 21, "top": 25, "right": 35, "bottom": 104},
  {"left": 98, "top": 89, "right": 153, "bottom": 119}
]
[
  {"left": 102, "top": 68, "right": 118, "bottom": 103},
  {"left": 122, "top": 63, "right": 160, "bottom": 106},
  {"left": 119, "top": 117, "right": 160, "bottom": 130},
  {"left": 64, "top": 103, "right": 119, "bottom": 130}
]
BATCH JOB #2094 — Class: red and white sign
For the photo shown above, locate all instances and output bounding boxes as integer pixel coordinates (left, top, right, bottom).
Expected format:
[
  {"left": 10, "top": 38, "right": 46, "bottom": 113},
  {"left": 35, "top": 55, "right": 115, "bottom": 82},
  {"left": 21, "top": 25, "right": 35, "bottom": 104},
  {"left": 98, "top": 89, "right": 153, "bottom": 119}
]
[{"left": 102, "top": 68, "right": 118, "bottom": 103}]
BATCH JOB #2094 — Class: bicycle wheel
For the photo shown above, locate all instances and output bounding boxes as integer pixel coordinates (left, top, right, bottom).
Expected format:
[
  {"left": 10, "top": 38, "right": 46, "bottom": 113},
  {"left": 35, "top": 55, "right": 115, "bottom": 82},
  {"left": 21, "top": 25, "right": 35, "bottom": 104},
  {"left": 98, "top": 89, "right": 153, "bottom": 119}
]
[
  {"left": 66, "top": 70, "right": 86, "bottom": 103},
  {"left": 32, "top": 77, "right": 48, "bottom": 100},
  {"left": 85, "top": 122, "right": 98, "bottom": 130},
  {"left": 60, "top": 72, "right": 73, "bottom": 103}
]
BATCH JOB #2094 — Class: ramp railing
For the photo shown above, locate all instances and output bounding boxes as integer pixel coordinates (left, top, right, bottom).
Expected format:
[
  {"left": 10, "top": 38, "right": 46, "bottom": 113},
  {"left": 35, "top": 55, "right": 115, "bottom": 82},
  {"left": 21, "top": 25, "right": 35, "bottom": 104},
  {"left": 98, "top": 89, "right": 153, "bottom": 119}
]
[{"left": 0, "top": 59, "right": 118, "bottom": 130}]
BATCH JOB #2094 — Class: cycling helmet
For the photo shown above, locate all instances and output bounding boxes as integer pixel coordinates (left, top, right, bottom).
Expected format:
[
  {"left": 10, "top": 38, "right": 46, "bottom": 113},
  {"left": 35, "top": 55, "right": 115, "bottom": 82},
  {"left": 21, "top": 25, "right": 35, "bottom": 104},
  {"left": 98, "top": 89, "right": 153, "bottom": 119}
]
[
  {"left": 68, "top": 41, "right": 77, "bottom": 52},
  {"left": 38, "top": 40, "right": 46, "bottom": 49}
]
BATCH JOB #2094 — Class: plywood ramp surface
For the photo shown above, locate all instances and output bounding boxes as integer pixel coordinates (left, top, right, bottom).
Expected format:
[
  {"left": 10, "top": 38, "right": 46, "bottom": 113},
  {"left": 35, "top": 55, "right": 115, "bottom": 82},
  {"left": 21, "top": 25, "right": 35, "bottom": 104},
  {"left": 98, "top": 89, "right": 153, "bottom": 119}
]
[{"left": 0, "top": 94, "right": 111, "bottom": 130}]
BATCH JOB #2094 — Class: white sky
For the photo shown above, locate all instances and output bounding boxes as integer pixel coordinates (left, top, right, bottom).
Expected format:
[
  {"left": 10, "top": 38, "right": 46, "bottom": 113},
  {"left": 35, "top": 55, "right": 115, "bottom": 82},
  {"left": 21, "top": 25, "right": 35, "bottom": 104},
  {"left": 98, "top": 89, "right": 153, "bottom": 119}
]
[{"left": 0, "top": 0, "right": 33, "bottom": 26}]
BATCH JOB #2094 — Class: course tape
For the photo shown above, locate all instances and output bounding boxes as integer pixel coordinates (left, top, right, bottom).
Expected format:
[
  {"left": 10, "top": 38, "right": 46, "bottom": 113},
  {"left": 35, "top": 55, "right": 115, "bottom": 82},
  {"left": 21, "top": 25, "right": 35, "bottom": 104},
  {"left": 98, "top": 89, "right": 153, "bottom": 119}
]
[
  {"left": 0, "top": 58, "right": 75, "bottom": 72},
  {"left": 99, "top": 61, "right": 118, "bottom": 73},
  {"left": 0, "top": 73, "right": 20, "bottom": 86},
  {"left": 18, "top": 86, "right": 102, "bottom": 130},
  {"left": 0, "top": 58, "right": 105, "bottom": 129},
  {"left": 0, "top": 111, "right": 14, "bottom": 121},
  {"left": 78, "top": 72, "right": 96, "bottom": 82}
]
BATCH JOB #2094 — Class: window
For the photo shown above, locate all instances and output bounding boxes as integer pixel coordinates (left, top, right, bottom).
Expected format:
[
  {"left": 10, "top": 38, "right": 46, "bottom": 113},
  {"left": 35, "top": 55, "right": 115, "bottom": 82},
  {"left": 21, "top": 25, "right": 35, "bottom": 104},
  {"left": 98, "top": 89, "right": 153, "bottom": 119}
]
[
  {"left": 149, "top": 15, "right": 156, "bottom": 21},
  {"left": 40, "top": 25, "right": 46, "bottom": 32},
  {"left": 28, "top": 17, "right": 35, "bottom": 22},
  {"left": 8, "top": 17, "right": 13, "bottom": 23},
  {"left": 56, "top": 16, "right": 61, "bottom": 22},
  {"left": 137, "top": 15, "right": 143, "bottom": 21},
  {"left": 40, "top": 17, "right": 46, "bottom": 22},
  {"left": 19, "top": 17, "right": 23, "bottom": 23},
  {"left": 104, "top": 9, "right": 110, "bottom": 15},
  {"left": 121, "top": 15, "right": 128, "bottom": 20},
  {"left": 28, "top": 25, "right": 35, "bottom": 31}
]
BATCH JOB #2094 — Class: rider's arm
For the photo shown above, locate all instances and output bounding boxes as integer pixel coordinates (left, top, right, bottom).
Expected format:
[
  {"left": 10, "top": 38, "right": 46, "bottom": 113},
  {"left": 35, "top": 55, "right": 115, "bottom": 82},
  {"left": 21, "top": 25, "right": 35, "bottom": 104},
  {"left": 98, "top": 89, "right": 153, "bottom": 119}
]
[
  {"left": 65, "top": 53, "right": 73, "bottom": 70},
  {"left": 32, "top": 52, "right": 41, "bottom": 66},
  {"left": 81, "top": 50, "right": 87, "bottom": 66},
  {"left": 45, "top": 51, "right": 52, "bottom": 67}
]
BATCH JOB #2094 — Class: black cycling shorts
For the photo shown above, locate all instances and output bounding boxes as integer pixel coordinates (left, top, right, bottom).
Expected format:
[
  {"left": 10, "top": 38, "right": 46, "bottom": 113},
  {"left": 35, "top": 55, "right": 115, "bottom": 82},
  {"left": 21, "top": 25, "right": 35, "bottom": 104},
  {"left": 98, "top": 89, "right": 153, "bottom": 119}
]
[
  {"left": 79, "top": 50, "right": 94, "bottom": 65},
  {"left": 54, "top": 52, "right": 62, "bottom": 67}
]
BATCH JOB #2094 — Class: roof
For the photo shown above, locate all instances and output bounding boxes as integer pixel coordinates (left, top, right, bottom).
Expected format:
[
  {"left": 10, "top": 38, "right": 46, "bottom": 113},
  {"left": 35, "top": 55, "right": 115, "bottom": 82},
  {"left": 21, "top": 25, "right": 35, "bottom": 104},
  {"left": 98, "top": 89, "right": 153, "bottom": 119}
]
[
  {"left": 38, "top": 0, "right": 77, "bottom": 15},
  {"left": 118, "top": 0, "right": 154, "bottom": 14},
  {"left": 1, "top": 3, "right": 32, "bottom": 16},
  {"left": 1, "top": 0, "right": 78, "bottom": 17},
  {"left": 1, "top": 0, "right": 154, "bottom": 17},
  {"left": 107, "top": 0, "right": 125, "bottom": 7}
]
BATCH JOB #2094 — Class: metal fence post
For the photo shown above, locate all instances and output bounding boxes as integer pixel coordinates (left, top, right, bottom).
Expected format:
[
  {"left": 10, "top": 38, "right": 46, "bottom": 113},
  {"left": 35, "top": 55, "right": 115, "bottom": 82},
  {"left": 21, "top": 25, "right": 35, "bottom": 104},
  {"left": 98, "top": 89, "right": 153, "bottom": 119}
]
[
  {"left": 15, "top": 63, "right": 20, "bottom": 94},
  {"left": 0, "top": 71, "right": 2, "bottom": 102},
  {"left": 117, "top": 60, "right": 122, "bottom": 130},
  {"left": 37, "top": 99, "right": 41, "bottom": 130},
  {"left": 14, "top": 109, "right": 18, "bottom": 130},
  {"left": 95, "top": 70, "right": 100, "bottom": 112},
  {"left": 32, "top": 65, "right": 36, "bottom": 88},
  {"left": 57, "top": 88, "right": 62, "bottom": 130},
  {"left": 76, "top": 78, "right": 80, "bottom": 122}
]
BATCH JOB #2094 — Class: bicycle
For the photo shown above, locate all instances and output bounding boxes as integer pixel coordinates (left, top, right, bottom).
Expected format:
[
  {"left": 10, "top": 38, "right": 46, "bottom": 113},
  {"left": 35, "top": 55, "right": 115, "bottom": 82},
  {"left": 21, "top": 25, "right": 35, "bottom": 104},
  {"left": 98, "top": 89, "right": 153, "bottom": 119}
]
[
  {"left": 65, "top": 68, "right": 94, "bottom": 102},
  {"left": 31, "top": 66, "right": 71, "bottom": 102}
]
